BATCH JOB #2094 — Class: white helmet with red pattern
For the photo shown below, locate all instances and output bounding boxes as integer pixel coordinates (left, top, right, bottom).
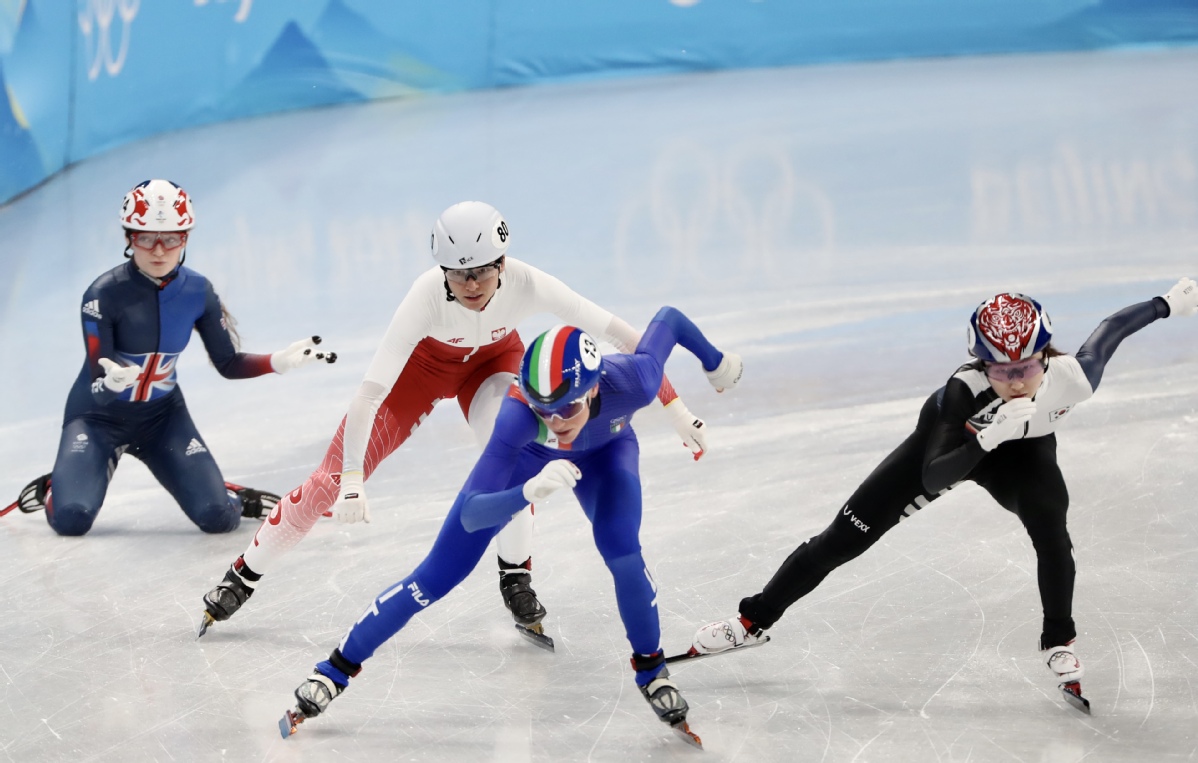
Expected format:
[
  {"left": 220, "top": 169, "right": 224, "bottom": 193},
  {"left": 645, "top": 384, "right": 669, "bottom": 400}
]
[
  {"left": 120, "top": 179, "right": 196, "bottom": 232},
  {"left": 967, "top": 292, "right": 1053, "bottom": 362}
]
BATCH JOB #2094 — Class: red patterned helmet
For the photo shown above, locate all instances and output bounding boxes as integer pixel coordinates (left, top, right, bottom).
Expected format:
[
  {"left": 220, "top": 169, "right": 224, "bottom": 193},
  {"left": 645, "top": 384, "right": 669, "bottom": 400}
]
[
  {"left": 967, "top": 292, "right": 1053, "bottom": 362},
  {"left": 120, "top": 179, "right": 195, "bottom": 232}
]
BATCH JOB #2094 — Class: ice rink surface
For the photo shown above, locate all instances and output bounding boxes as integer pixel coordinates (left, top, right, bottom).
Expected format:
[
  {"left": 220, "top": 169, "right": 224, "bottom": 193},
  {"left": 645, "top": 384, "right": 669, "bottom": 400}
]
[{"left": 1, "top": 48, "right": 1197, "bottom": 762}]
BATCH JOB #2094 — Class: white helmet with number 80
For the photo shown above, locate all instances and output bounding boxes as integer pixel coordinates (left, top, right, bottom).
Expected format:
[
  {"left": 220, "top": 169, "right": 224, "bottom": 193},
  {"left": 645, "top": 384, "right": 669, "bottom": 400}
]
[{"left": 430, "top": 201, "right": 510, "bottom": 269}]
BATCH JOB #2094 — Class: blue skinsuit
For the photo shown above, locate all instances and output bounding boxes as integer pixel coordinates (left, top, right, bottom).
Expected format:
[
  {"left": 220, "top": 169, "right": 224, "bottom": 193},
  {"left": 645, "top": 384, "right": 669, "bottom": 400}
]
[
  {"left": 320, "top": 307, "right": 725, "bottom": 688},
  {"left": 48, "top": 260, "right": 273, "bottom": 536}
]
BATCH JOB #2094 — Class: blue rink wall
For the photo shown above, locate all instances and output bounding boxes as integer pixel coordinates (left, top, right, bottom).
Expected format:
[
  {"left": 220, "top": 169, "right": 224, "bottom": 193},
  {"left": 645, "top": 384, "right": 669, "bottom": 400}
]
[{"left": 2, "top": 0, "right": 1197, "bottom": 204}]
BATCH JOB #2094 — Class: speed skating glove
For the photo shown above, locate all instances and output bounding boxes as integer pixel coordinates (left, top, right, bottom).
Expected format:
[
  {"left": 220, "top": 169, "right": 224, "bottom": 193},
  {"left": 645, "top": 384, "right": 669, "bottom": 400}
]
[
  {"left": 975, "top": 398, "right": 1036, "bottom": 452},
  {"left": 1162, "top": 277, "right": 1198, "bottom": 318},
  {"left": 97, "top": 357, "right": 139, "bottom": 393},
  {"left": 271, "top": 336, "right": 338, "bottom": 374},
  {"left": 522, "top": 460, "right": 581, "bottom": 503},
  {"left": 332, "top": 470, "right": 370, "bottom": 524},
  {"left": 705, "top": 352, "right": 743, "bottom": 393},
  {"left": 665, "top": 400, "right": 708, "bottom": 461}
]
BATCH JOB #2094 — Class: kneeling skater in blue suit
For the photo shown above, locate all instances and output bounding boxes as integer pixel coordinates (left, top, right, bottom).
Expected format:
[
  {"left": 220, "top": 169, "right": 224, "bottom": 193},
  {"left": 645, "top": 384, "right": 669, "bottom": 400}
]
[{"left": 281, "top": 306, "right": 742, "bottom": 744}]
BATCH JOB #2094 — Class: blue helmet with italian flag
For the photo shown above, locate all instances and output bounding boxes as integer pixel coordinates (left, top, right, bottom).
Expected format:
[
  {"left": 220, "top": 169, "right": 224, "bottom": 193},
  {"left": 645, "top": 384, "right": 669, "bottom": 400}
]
[{"left": 519, "top": 325, "right": 603, "bottom": 414}]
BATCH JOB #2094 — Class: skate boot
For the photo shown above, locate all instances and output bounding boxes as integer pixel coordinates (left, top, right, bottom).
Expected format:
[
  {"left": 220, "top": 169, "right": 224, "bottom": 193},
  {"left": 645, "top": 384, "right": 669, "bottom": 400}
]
[
  {"left": 2, "top": 474, "right": 51, "bottom": 517},
  {"left": 1043, "top": 641, "right": 1090, "bottom": 714},
  {"left": 295, "top": 671, "right": 344, "bottom": 718},
  {"left": 280, "top": 649, "right": 360, "bottom": 737},
  {"left": 198, "top": 558, "right": 260, "bottom": 637},
  {"left": 692, "top": 614, "right": 766, "bottom": 655},
  {"left": 224, "top": 482, "right": 280, "bottom": 519},
  {"left": 280, "top": 671, "right": 345, "bottom": 737},
  {"left": 498, "top": 558, "right": 547, "bottom": 626},
  {"left": 633, "top": 652, "right": 701, "bottom": 747},
  {"left": 500, "top": 559, "right": 554, "bottom": 650}
]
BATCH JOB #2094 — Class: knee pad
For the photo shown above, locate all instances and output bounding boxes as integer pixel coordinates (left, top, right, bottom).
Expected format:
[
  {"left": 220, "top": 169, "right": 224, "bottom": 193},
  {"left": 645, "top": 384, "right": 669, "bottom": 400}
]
[{"left": 47, "top": 503, "right": 97, "bottom": 536}]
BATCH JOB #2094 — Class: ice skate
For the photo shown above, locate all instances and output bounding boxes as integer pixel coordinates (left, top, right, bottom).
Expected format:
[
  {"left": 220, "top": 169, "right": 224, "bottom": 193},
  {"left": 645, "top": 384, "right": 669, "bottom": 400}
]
[
  {"left": 669, "top": 614, "right": 770, "bottom": 663},
  {"left": 500, "top": 570, "right": 547, "bottom": 626},
  {"left": 280, "top": 671, "right": 345, "bottom": 738},
  {"left": 224, "top": 482, "right": 279, "bottom": 519},
  {"left": 1043, "top": 642, "right": 1090, "bottom": 714},
  {"left": 2, "top": 474, "right": 50, "bottom": 518},
  {"left": 198, "top": 562, "right": 257, "bottom": 637},
  {"left": 639, "top": 668, "right": 701, "bottom": 748},
  {"left": 500, "top": 569, "right": 554, "bottom": 651}
]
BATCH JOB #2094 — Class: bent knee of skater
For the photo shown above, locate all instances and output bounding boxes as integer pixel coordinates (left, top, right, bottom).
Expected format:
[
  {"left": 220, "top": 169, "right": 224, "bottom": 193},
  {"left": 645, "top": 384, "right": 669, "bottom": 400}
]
[
  {"left": 1029, "top": 532, "right": 1073, "bottom": 556},
  {"left": 595, "top": 536, "right": 642, "bottom": 564},
  {"left": 48, "top": 504, "right": 98, "bottom": 536},
  {"left": 601, "top": 550, "right": 647, "bottom": 578},
  {"left": 193, "top": 505, "right": 241, "bottom": 534}
]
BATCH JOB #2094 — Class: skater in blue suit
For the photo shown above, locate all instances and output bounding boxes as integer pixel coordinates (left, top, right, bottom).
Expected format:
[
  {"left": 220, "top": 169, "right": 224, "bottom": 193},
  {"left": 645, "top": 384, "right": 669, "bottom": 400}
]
[
  {"left": 279, "top": 306, "right": 742, "bottom": 745},
  {"left": 12, "top": 179, "right": 336, "bottom": 536}
]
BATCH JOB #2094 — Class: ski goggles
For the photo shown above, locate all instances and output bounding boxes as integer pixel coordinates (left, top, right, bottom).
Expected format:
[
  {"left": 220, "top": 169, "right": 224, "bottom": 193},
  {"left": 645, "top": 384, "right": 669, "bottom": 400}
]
[
  {"left": 984, "top": 356, "right": 1047, "bottom": 382},
  {"left": 529, "top": 395, "right": 589, "bottom": 422},
  {"left": 129, "top": 231, "right": 188, "bottom": 250},
  {"left": 443, "top": 263, "right": 501, "bottom": 284}
]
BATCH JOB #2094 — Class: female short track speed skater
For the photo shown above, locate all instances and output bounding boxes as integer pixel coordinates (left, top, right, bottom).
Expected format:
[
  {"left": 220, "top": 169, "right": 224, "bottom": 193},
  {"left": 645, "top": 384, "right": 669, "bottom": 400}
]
[
  {"left": 277, "top": 309, "right": 742, "bottom": 747},
  {"left": 688, "top": 278, "right": 1197, "bottom": 712},
  {"left": 7, "top": 179, "right": 336, "bottom": 536},
  {"left": 199, "top": 201, "right": 709, "bottom": 637}
]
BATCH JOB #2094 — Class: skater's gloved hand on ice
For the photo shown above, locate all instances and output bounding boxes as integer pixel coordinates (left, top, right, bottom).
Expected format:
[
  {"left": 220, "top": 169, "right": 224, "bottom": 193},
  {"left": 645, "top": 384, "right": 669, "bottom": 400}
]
[
  {"left": 705, "top": 352, "right": 742, "bottom": 393},
  {"left": 975, "top": 398, "right": 1036, "bottom": 452},
  {"left": 332, "top": 470, "right": 370, "bottom": 523},
  {"left": 522, "top": 460, "right": 581, "bottom": 503},
  {"left": 1161, "top": 277, "right": 1198, "bottom": 318},
  {"left": 665, "top": 400, "right": 708, "bottom": 461},
  {"left": 271, "top": 336, "right": 338, "bottom": 374},
  {"left": 97, "top": 358, "right": 139, "bottom": 393}
]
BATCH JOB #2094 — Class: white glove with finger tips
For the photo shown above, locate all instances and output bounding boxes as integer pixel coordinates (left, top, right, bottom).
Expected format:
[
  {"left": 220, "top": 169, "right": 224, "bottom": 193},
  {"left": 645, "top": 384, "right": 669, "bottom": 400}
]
[
  {"left": 97, "top": 357, "right": 139, "bottom": 393},
  {"left": 271, "top": 335, "right": 338, "bottom": 374},
  {"left": 665, "top": 400, "right": 708, "bottom": 461},
  {"left": 332, "top": 470, "right": 370, "bottom": 523},
  {"left": 1162, "top": 277, "right": 1198, "bottom": 318},
  {"left": 522, "top": 460, "right": 581, "bottom": 504},
  {"left": 975, "top": 398, "right": 1037, "bottom": 452},
  {"left": 705, "top": 352, "right": 743, "bottom": 393}
]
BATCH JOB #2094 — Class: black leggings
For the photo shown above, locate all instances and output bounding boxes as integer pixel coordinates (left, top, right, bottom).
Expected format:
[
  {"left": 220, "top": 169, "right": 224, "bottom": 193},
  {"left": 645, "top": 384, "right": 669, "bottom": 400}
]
[{"left": 741, "top": 394, "right": 1076, "bottom": 649}]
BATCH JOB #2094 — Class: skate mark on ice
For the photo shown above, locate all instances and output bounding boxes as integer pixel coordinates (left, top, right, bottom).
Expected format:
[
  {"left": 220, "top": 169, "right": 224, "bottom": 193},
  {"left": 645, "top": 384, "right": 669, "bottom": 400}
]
[
  {"left": 1127, "top": 631, "right": 1155, "bottom": 728},
  {"left": 1097, "top": 609, "right": 1126, "bottom": 712},
  {"left": 847, "top": 727, "right": 889, "bottom": 763},
  {"left": 586, "top": 672, "right": 624, "bottom": 761},
  {"left": 916, "top": 564, "right": 985, "bottom": 720},
  {"left": 40, "top": 718, "right": 62, "bottom": 740}
]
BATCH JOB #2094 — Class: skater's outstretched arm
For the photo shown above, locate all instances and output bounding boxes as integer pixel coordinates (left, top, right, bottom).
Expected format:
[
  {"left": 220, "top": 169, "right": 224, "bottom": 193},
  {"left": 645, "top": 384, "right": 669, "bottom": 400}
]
[
  {"left": 635, "top": 306, "right": 742, "bottom": 394},
  {"left": 1073, "top": 279, "right": 1193, "bottom": 390}
]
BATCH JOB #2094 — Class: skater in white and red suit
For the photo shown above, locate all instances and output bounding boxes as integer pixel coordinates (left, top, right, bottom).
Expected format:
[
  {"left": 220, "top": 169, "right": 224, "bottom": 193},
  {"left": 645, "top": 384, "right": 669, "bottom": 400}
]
[
  {"left": 691, "top": 279, "right": 1197, "bottom": 705},
  {"left": 200, "top": 201, "right": 708, "bottom": 635}
]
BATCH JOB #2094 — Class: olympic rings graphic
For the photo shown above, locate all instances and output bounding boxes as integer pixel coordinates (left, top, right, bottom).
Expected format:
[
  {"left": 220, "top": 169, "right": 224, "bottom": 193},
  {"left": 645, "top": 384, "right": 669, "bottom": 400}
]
[
  {"left": 614, "top": 139, "right": 836, "bottom": 296},
  {"left": 77, "top": 0, "right": 140, "bottom": 81}
]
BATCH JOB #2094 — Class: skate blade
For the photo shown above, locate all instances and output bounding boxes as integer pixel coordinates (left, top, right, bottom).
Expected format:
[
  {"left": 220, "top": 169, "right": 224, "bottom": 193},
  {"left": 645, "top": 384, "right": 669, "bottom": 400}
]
[
  {"left": 670, "top": 720, "right": 703, "bottom": 748},
  {"left": 665, "top": 634, "right": 771, "bottom": 664},
  {"left": 279, "top": 708, "right": 306, "bottom": 738},
  {"left": 1060, "top": 682, "right": 1091, "bottom": 714},
  {"left": 196, "top": 611, "right": 215, "bottom": 639},
  {"left": 514, "top": 622, "right": 555, "bottom": 652}
]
